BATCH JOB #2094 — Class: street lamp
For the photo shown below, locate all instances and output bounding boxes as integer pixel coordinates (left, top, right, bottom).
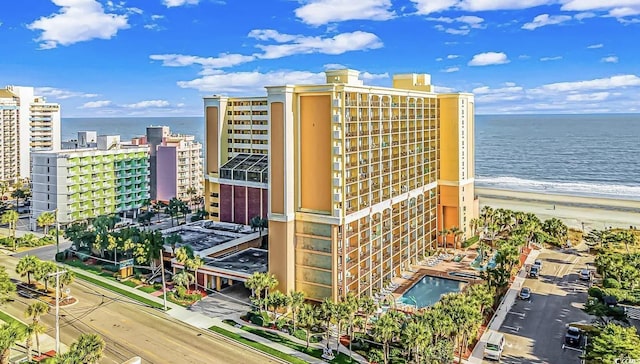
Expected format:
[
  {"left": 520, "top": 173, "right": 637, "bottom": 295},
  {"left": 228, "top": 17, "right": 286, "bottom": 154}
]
[{"left": 47, "top": 268, "right": 67, "bottom": 355}]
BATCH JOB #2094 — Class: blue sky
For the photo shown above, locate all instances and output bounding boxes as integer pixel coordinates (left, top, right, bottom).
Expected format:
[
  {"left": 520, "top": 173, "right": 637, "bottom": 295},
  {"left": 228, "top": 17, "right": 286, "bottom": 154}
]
[{"left": 1, "top": 0, "right": 640, "bottom": 116}]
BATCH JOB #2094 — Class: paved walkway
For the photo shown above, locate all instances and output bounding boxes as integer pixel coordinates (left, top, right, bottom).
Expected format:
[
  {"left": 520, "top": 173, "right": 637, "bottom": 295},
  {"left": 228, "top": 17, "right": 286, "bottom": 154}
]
[
  {"left": 65, "top": 264, "right": 362, "bottom": 363},
  {"left": 465, "top": 249, "right": 540, "bottom": 363}
]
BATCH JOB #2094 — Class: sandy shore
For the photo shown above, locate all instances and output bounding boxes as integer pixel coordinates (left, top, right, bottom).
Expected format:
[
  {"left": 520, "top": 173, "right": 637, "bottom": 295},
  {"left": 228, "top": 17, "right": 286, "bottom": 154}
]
[{"left": 476, "top": 188, "right": 640, "bottom": 230}]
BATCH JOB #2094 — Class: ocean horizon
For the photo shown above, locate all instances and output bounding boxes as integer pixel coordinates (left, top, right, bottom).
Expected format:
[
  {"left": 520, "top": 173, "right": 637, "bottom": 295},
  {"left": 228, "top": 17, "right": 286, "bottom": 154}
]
[{"left": 62, "top": 113, "right": 640, "bottom": 202}]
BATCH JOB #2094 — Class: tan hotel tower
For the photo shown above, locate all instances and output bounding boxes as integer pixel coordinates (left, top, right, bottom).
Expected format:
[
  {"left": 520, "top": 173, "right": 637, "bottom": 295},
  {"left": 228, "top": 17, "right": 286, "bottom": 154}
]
[{"left": 204, "top": 69, "right": 478, "bottom": 301}]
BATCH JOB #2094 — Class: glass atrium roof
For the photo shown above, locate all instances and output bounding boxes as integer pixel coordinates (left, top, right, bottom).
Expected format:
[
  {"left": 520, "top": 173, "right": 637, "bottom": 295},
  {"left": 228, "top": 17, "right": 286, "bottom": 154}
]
[{"left": 219, "top": 153, "right": 268, "bottom": 183}]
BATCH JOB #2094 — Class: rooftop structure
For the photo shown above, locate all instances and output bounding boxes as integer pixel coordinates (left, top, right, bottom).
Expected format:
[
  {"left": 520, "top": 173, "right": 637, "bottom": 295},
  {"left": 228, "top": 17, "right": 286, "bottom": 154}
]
[
  {"left": 203, "top": 69, "right": 478, "bottom": 302},
  {"left": 163, "top": 220, "right": 266, "bottom": 290}
]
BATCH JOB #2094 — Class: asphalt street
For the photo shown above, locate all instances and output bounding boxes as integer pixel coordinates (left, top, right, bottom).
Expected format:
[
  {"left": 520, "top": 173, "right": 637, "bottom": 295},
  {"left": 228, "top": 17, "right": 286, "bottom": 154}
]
[
  {"left": 488, "top": 247, "right": 593, "bottom": 364},
  {"left": 0, "top": 255, "right": 278, "bottom": 364}
]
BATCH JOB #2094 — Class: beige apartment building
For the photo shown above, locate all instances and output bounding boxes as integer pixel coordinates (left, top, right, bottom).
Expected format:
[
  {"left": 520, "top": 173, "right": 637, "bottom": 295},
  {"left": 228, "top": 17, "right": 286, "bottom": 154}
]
[
  {"left": 0, "top": 86, "right": 61, "bottom": 182},
  {"left": 204, "top": 69, "right": 477, "bottom": 301}
]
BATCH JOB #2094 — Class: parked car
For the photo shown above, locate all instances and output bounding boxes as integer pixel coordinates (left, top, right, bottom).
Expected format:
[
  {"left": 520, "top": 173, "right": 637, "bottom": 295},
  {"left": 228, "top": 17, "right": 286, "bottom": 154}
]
[
  {"left": 519, "top": 287, "right": 531, "bottom": 300},
  {"left": 564, "top": 326, "right": 583, "bottom": 348},
  {"left": 533, "top": 259, "right": 543, "bottom": 270},
  {"left": 529, "top": 266, "right": 539, "bottom": 278},
  {"left": 484, "top": 331, "right": 505, "bottom": 361},
  {"left": 579, "top": 269, "right": 591, "bottom": 281}
]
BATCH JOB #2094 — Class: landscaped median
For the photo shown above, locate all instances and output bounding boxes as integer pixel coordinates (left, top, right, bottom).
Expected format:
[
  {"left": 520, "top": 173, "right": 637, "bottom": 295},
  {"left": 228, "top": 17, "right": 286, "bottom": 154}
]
[
  {"left": 68, "top": 267, "right": 168, "bottom": 310},
  {"left": 0, "top": 310, "right": 27, "bottom": 329},
  {"left": 209, "top": 325, "right": 308, "bottom": 364}
]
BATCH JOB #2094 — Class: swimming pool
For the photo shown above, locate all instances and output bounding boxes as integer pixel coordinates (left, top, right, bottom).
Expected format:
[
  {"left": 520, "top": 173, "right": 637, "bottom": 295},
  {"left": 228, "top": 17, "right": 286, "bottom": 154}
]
[{"left": 398, "top": 276, "right": 466, "bottom": 308}]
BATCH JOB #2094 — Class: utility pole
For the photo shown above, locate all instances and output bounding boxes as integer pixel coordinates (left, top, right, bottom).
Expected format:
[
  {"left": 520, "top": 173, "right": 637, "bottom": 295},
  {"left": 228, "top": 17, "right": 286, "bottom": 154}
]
[
  {"left": 48, "top": 269, "right": 67, "bottom": 354},
  {"left": 160, "top": 249, "right": 167, "bottom": 311}
]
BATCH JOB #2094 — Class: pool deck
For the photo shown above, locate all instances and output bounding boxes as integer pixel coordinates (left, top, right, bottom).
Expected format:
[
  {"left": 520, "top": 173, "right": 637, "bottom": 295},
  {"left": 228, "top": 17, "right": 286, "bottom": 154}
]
[{"left": 390, "top": 249, "right": 485, "bottom": 310}]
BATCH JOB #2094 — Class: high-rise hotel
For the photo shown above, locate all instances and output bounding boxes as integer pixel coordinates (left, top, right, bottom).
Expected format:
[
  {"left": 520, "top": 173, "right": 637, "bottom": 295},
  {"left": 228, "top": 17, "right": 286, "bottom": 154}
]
[
  {"left": 204, "top": 69, "right": 477, "bottom": 301},
  {"left": 0, "top": 86, "right": 61, "bottom": 182}
]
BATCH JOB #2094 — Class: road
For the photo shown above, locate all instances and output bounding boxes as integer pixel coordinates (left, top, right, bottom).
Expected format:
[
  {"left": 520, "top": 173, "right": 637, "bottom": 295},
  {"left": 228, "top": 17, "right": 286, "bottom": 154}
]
[
  {"left": 0, "top": 255, "right": 278, "bottom": 364},
  {"left": 491, "top": 247, "right": 593, "bottom": 363}
]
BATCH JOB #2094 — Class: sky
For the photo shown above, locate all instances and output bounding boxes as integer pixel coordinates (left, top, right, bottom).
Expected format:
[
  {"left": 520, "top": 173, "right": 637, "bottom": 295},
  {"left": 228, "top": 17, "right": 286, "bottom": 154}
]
[{"left": 1, "top": 0, "right": 640, "bottom": 117}]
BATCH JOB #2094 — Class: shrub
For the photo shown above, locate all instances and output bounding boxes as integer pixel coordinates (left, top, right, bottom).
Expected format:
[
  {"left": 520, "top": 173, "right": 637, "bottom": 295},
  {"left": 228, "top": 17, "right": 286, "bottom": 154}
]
[
  {"left": 588, "top": 287, "right": 604, "bottom": 300},
  {"left": 103, "top": 264, "right": 119, "bottom": 272},
  {"left": 368, "top": 349, "right": 384, "bottom": 363},
  {"left": 55, "top": 252, "right": 66, "bottom": 262},
  {"left": 604, "top": 278, "right": 622, "bottom": 289},
  {"left": 462, "top": 235, "right": 480, "bottom": 248}
]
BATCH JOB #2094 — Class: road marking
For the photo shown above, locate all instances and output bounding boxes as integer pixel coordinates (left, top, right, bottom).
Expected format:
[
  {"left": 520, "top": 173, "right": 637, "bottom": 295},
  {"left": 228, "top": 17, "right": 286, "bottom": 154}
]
[
  {"left": 508, "top": 311, "right": 526, "bottom": 318},
  {"left": 562, "top": 344, "right": 582, "bottom": 353},
  {"left": 503, "top": 325, "right": 520, "bottom": 332}
]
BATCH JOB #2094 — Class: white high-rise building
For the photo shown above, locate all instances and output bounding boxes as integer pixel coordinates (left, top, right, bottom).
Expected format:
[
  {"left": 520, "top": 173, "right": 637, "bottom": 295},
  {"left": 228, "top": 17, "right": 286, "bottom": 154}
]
[{"left": 0, "top": 86, "right": 61, "bottom": 181}]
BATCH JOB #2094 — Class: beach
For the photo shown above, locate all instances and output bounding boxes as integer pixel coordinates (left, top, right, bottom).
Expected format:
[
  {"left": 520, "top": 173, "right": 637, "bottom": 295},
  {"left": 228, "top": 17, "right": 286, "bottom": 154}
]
[{"left": 476, "top": 188, "right": 640, "bottom": 231}]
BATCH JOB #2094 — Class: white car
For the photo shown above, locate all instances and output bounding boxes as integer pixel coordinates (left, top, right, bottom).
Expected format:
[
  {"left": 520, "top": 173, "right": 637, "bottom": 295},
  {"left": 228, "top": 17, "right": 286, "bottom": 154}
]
[{"left": 579, "top": 269, "right": 591, "bottom": 281}]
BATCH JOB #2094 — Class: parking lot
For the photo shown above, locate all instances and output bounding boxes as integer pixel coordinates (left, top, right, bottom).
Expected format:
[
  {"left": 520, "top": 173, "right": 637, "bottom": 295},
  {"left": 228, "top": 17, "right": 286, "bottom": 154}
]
[{"left": 487, "top": 247, "right": 594, "bottom": 363}]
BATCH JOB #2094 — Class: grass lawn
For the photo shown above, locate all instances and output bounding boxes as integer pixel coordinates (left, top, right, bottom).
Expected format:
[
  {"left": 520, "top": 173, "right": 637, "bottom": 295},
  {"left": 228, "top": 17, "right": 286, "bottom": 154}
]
[
  {"left": 138, "top": 285, "right": 159, "bottom": 294},
  {"left": 209, "top": 325, "right": 308, "bottom": 364},
  {"left": 232, "top": 322, "right": 353, "bottom": 364},
  {"left": 0, "top": 310, "right": 27, "bottom": 329},
  {"left": 70, "top": 269, "right": 167, "bottom": 310}
]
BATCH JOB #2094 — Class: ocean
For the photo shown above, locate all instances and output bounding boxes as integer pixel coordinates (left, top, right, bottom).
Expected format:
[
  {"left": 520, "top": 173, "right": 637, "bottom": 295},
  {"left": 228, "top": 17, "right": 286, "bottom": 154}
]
[{"left": 62, "top": 114, "right": 640, "bottom": 201}]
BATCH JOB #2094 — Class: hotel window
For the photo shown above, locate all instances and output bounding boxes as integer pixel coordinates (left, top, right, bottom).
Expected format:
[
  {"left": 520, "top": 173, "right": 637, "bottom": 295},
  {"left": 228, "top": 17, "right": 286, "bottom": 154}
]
[{"left": 212, "top": 212, "right": 219, "bottom": 217}]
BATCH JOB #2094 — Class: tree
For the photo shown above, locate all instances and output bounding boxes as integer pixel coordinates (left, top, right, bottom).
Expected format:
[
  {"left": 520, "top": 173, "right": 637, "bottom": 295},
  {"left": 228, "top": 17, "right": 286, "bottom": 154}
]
[
  {"left": 469, "top": 218, "right": 480, "bottom": 237},
  {"left": 0, "top": 267, "right": 16, "bottom": 304},
  {"left": 185, "top": 256, "right": 204, "bottom": 291},
  {"left": 165, "top": 233, "right": 182, "bottom": 256},
  {"left": 33, "top": 261, "right": 57, "bottom": 292},
  {"left": 165, "top": 198, "right": 182, "bottom": 227},
  {"left": 1, "top": 210, "right": 19, "bottom": 248},
  {"left": 25, "top": 322, "right": 46, "bottom": 360},
  {"left": 586, "top": 323, "right": 640, "bottom": 363},
  {"left": 172, "top": 270, "right": 194, "bottom": 291},
  {"left": 265, "top": 291, "right": 289, "bottom": 321},
  {"left": 319, "top": 298, "right": 336, "bottom": 350},
  {"left": 250, "top": 216, "right": 262, "bottom": 232},
  {"left": 25, "top": 302, "right": 50, "bottom": 356},
  {"left": 288, "top": 291, "right": 305, "bottom": 332},
  {"left": 0, "top": 322, "right": 27, "bottom": 364},
  {"left": 449, "top": 226, "right": 463, "bottom": 250},
  {"left": 542, "top": 218, "right": 568, "bottom": 245},
  {"left": 0, "top": 182, "right": 8, "bottom": 201},
  {"left": 37, "top": 212, "right": 56, "bottom": 235},
  {"left": 11, "top": 184, "right": 27, "bottom": 212},
  {"left": 371, "top": 312, "right": 400, "bottom": 364},
  {"left": 67, "top": 333, "right": 105, "bottom": 364},
  {"left": 16, "top": 255, "right": 39, "bottom": 285},
  {"left": 297, "top": 303, "right": 317, "bottom": 349},
  {"left": 358, "top": 295, "right": 377, "bottom": 331},
  {"left": 438, "top": 229, "right": 449, "bottom": 249}
]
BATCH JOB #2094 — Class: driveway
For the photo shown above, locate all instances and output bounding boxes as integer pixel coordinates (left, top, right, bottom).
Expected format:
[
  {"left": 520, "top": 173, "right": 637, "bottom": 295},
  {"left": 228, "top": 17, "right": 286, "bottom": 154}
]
[
  {"left": 189, "top": 284, "right": 253, "bottom": 319},
  {"left": 489, "top": 247, "right": 593, "bottom": 363}
]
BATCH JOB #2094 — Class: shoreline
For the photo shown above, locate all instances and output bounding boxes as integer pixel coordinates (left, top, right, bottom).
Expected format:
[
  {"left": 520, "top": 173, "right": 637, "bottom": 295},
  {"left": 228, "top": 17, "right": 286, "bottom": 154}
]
[{"left": 476, "top": 188, "right": 640, "bottom": 230}]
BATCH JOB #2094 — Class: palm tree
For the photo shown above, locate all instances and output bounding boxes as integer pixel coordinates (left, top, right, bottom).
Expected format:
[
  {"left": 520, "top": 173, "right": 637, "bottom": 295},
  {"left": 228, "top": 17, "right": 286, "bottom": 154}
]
[
  {"left": 68, "top": 333, "right": 105, "bottom": 364},
  {"left": 319, "top": 298, "right": 336, "bottom": 350},
  {"left": 36, "top": 212, "right": 56, "bottom": 235},
  {"left": 403, "top": 318, "right": 429, "bottom": 363},
  {"left": 297, "top": 303, "right": 317, "bottom": 349},
  {"left": 16, "top": 255, "right": 39, "bottom": 285},
  {"left": 265, "top": 291, "right": 289, "bottom": 321},
  {"left": 172, "top": 270, "right": 194, "bottom": 291},
  {"left": 288, "top": 291, "right": 305, "bottom": 332},
  {"left": 33, "top": 261, "right": 57, "bottom": 292},
  {"left": 25, "top": 322, "right": 46, "bottom": 359},
  {"left": 469, "top": 218, "right": 480, "bottom": 237},
  {"left": 165, "top": 233, "right": 182, "bottom": 256},
  {"left": 0, "top": 267, "right": 16, "bottom": 304},
  {"left": 186, "top": 256, "right": 204, "bottom": 291},
  {"left": 450, "top": 226, "right": 463, "bottom": 250},
  {"left": 185, "top": 186, "right": 197, "bottom": 209},
  {"left": 438, "top": 228, "right": 449, "bottom": 249},
  {"left": 1, "top": 210, "right": 19, "bottom": 248},
  {"left": 245, "top": 272, "right": 267, "bottom": 311},
  {"left": 372, "top": 313, "right": 399, "bottom": 364},
  {"left": 358, "top": 295, "right": 377, "bottom": 331},
  {"left": 25, "top": 301, "right": 50, "bottom": 355},
  {"left": 10, "top": 183, "right": 26, "bottom": 212},
  {"left": 0, "top": 182, "right": 8, "bottom": 201},
  {"left": 0, "top": 322, "right": 27, "bottom": 364}
]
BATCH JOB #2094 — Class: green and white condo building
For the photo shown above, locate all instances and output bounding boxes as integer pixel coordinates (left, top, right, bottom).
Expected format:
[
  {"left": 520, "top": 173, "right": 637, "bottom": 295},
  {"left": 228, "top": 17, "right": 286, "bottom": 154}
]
[{"left": 30, "top": 135, "right": 150, "bottom": 229}]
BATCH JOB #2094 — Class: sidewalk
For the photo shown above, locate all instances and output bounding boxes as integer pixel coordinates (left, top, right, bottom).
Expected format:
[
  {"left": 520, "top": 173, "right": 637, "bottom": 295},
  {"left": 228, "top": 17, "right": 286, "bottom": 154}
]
[
  {"left": 465, "top": 249, "right": 541, "bottom": 363},
  {"left": 0, "top": 311, "right": 68, "bottom": 363}
]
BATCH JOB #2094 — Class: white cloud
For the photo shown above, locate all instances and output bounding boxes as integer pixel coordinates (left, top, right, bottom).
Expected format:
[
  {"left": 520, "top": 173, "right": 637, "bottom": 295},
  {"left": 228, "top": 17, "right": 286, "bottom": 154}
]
[
  {"left": 251, "top": 30, "right": 383, "bottom": 59},
  {"left": 150, "top": 53, "right": 256, "bottom": 68},
  {"left": 324, "top": 63, "right": 347, "bottom": 70},
  {"left": 295, "top": 0, "right": 395, "bottom": 25},
  {"left": 411, "top": 0, "right": 458, "bottom": 14},
  {"left": 433, "top": 85, "right": 457, "bottom": 93},
  {"left": 608, "top": 6, "right": 640, "bottom": 17},
  {"left": 124, "top": 100, "right": 171, "bottom": 108},
  {"left": 587, "top": 43, "right": 603, "bottom": 48},
  {"left": 28, "top": 0, "right": 129, "bottom": 49},
  {"left": 522, "top": 14, "right": 572, "bottom": 30},
  {"left": 456, "top": 15, "right": 485, "bottom": 26},
  {"left": 566, "top": 92, "right": 610, "bottom": 101},
  {"left": 428, "top": 15, "right": 485, "bottom": 34},
  {"left": 561, "top": 0, "right": 640, "bottom": 19},
  {"left": 163, "top": 0, "right": 199, "bottom": 7},
  {"left": 468, "top": 52, "right": 510, "bottom": 66},
  {"left": 412, "top": 0, "right": 553, "bottom": 14},
  {"left": 177, "top": 70, "right": 327, "bottom": 93},
  {"left": 360, "top": 72, "right": 390, "bottom": 80},
  {"left": 442, "top": 67, "right": 460, "bottom": 72},
  {"left": 447, "top": 54, "right": 459, "bottom": 59},
  {"left": 601, "top": 56, "right": 619, "bottom": 63},
  {"left": 435, "top": 57, "right": 444, "bottom": 61},
  {"left": 574, "top": 11, "right": 596, "bottom": 20},
  {"left": 536, "top": 74, "right": 640, "bottom": 92},
  {"left": 151, "top": 15, "right": 165, "bottom": 20},
  {"left": 35, "top": 87, "right": 98, "bottom": 99},
  {"left": 471, "top": 85, "right": 525, "bottom": 103},
  {"left": 540, "top": 56, "right": 563, "bottom": 61},
  {"left": 80, "top": 100, "right": 111, "bottom": 108}
]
